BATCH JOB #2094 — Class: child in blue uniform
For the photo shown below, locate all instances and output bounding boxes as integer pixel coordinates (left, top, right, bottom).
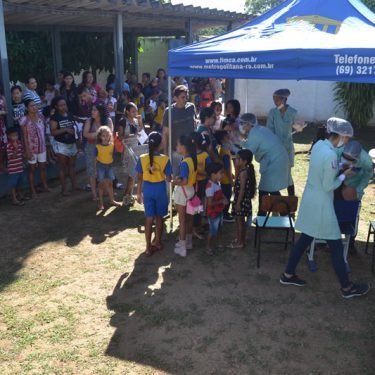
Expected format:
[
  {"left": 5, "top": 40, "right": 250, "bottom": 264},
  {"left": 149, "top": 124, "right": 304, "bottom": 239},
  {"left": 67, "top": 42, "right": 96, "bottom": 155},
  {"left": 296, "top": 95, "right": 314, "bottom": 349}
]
[
  {"left": 191, "top": 132, "right": 211, "bottom": 239},
  {"left": 173, "top": 135, "right": 198, "bottom": 257},
  {"left": 95, "top": 126, "right": 122, "bottom": 210},
  {"left": 136, "top": 131, "right": 172, "bottom": 256}
]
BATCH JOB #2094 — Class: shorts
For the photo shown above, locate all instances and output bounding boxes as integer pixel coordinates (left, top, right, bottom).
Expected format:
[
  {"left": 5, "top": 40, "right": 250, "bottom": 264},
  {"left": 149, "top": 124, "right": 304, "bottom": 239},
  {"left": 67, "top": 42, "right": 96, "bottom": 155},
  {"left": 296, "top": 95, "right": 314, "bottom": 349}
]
[
  {"left": 85, "top": 143, "right": 96, "bottom": 177},
  {"left": 53, "top": 141, "right": 77, "bottom": 158},
  {"left": 8, "top": 172, "right": 24, "bottom": 188},
  {"left": 28, "top": 151, "right": 47, "bottom": 164},
  {"left": 173, "top": 185, "right": 195, "bottom": 207},
  {"left": 143, "top": 182, "right": 168, "bottom": 217},
  {"left": 96, "top": 162, "right": 115, "bottom": 182},
  {"left": 208, "top": 214, "right": 223, "bottom": 236}
]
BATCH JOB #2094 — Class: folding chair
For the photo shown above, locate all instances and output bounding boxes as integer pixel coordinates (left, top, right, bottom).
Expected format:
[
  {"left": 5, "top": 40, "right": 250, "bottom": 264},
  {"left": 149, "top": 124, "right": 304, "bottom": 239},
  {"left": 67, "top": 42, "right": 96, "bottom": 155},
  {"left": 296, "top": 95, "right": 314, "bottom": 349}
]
[
  {"left": 365, "top": 221, "right": 375, "bottom": 273},
  {"left": 254, "top": 196, "right": 298, "bottom": 268},
  {"left": 307, "top": 200, "right": 361, "bottom": 273}
]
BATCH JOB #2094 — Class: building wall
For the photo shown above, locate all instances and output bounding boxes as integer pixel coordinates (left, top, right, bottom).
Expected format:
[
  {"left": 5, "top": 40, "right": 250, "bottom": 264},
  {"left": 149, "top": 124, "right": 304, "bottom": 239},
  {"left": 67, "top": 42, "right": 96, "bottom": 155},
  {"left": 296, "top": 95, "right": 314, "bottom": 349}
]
[
  {"left": 137, "top": 37, "right": 170, "bottom": 80},
  {"left": 234, "top": 79, "right": 375, "bottom": 125}
]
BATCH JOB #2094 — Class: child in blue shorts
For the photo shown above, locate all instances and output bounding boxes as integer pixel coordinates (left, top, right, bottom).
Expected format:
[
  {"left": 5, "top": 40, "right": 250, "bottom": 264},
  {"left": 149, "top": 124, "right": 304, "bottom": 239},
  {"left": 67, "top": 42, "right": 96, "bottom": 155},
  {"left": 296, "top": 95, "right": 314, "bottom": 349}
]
[
  {"left": 205, "top": 162, "right": 228, "bottom": 255},
  {"left": 95, "top": 126, "right": 122, "bottom": 210},
  {"left": 136, "top": 131, "right": 172, "bottom": 256}
]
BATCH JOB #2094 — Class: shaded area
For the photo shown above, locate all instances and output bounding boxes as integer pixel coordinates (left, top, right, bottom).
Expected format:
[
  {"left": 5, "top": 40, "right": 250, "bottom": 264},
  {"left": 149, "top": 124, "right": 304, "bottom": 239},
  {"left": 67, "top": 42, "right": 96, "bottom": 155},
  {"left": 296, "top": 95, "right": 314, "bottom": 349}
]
[{"left": 106, "top": 233, "right": 375, "bottom": 374}]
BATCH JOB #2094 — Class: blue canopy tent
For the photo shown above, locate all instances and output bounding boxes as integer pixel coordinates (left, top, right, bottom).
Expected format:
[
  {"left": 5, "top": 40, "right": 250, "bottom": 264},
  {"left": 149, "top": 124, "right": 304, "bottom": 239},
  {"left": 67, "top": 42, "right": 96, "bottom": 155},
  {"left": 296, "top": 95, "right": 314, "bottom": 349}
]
[
  {"left": 168, "top": 0, "right": 375, "bottom": 82},
  {"left": 166, "top": 0, "right": 375, "bottom": 228}
]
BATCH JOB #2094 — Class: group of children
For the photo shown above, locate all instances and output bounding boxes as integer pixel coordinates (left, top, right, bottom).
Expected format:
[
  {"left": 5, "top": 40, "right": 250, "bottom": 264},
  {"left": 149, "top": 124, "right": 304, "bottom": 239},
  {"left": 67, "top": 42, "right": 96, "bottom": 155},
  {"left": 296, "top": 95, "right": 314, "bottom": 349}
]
[{"left": 135, "top": 106, "right": 257, "bottom": 257}]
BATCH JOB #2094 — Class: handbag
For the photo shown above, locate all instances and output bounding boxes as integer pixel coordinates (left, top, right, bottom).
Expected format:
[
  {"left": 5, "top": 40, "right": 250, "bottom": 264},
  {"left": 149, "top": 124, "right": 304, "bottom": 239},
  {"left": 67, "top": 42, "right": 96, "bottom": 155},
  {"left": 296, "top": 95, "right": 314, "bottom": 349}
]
[{"left": 182, "top": 184, "right": 204, "bottom": 215}]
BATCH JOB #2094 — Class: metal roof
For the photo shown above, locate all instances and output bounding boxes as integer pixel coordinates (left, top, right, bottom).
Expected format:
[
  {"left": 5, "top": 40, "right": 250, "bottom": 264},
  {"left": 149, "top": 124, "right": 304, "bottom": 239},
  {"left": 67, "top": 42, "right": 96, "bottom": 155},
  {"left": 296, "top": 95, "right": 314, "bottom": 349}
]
[{"left": 3, "top": 0, "right": 249, "bottom": 34}]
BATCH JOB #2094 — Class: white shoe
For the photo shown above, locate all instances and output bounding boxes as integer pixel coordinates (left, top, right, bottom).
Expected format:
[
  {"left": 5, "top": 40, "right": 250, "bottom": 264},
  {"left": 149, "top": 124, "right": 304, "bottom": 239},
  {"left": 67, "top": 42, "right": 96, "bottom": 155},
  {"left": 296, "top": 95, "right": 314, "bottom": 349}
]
[{"left": 174, "top": 241, "right": 187, "bottom": 257}]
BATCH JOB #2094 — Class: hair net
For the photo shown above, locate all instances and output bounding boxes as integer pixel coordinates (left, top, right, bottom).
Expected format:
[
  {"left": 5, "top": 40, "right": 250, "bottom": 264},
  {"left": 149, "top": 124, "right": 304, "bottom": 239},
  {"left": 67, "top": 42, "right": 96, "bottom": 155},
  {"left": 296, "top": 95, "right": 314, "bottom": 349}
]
[
  {"left": 343, "top": 140, "right": 362, "bottom": 160},
  {"left": 240, "top": 113, "right": 257, "bottom": 126},
  {"left": 326, "top": 117, "right": 353, "bottom": 137},
  {"left": 273, "top": 89, "right": 291, "bottom": 98}
]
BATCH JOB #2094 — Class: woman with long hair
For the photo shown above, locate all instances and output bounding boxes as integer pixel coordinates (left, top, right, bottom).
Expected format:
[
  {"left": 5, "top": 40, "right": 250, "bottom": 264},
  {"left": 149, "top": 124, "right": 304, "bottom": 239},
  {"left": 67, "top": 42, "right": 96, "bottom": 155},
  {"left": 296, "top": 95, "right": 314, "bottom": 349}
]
[
  {"left": 50, "top": 97, "right": 78, "bottom": 195},
  {"left": 59, "top": 72, "right": 78, "bottom": 115}
]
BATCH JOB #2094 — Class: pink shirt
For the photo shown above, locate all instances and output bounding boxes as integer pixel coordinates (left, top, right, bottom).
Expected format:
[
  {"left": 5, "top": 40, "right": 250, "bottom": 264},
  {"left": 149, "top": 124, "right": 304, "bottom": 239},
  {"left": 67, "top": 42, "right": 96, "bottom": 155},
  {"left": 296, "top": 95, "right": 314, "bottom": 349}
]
[{"left": 20, "top": 114, "right": 46, "bottom": 154}]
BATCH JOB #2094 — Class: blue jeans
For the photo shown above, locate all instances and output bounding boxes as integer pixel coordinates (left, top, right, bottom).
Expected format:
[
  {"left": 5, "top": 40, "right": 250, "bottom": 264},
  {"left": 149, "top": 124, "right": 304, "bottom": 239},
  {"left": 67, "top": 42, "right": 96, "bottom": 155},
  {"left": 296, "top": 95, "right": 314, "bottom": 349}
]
[{"left": 285, "top": 233, "right": 351, "bottom": 288}]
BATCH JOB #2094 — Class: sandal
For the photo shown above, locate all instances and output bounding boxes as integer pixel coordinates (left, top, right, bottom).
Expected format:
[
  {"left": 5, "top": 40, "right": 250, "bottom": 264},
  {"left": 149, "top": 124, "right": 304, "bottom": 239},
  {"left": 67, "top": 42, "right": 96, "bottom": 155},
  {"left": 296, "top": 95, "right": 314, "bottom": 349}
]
[
  {"left": 12, "top": 200, "right": 25, "bottom": 206},
  {"left": 150, "top": 243, "right": 163, "bottom": 253},
  {"left": 226, "top": 240, "right": 245, "bottom": 249},
  {"left": 144, "top": 249, "right": 153, "bottom": 257},
  {"left": 205, "top": 248, "right": 214, "bottom": 255}
]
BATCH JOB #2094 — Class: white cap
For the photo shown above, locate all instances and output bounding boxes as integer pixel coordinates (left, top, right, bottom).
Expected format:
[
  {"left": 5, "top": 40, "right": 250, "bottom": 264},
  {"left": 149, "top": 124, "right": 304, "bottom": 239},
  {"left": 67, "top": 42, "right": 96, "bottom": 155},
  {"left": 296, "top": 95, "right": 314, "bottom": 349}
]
[{"left": 326, "top": 117, "right": 353, "bottom": 137}]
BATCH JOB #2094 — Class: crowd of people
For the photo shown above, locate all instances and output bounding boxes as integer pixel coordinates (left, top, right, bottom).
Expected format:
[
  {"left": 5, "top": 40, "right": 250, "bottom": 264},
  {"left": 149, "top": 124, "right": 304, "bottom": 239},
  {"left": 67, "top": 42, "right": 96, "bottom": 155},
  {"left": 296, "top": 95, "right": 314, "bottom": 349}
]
[{"left": 0, "top": 70, "right": 373, "bottom": 299}]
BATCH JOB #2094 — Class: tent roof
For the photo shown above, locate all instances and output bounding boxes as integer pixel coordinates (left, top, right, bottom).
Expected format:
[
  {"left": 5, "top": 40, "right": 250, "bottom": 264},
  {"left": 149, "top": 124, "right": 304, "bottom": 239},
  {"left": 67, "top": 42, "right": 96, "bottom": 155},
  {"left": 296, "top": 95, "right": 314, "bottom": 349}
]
[
  {"left": 3, "top": 0, "right": 248, "bottom": 35},
  {"left": 168, "top": 0, "right": 375, "bottom": 82}
]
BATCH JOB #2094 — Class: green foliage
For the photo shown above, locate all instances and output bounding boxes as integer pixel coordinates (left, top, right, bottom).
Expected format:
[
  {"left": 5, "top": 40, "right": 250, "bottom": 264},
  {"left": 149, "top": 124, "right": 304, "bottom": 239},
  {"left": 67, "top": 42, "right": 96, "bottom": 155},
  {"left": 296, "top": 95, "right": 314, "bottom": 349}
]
[
  {"left": 6, "top": 31, "right": 133, "bottom": 87},
  {"left": 334, "top": 83, "right": 375, "bottom": 128},
  {"left": 245, "top": 0, "right": 283, "bottom": 15},
  {"left": 6, "top": 31, "right": 54, "bottom": 86}
]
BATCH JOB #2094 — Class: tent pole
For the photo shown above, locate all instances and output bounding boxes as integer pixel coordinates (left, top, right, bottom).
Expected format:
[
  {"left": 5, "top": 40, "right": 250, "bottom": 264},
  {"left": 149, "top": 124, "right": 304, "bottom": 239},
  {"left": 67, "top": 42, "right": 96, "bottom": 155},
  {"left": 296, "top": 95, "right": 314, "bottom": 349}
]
[
  {"left": 168, "top": 75, "right": 173, "bottom": 232},
  {"left": 245, "top": 81, "right": 248, "bottom": 112}
]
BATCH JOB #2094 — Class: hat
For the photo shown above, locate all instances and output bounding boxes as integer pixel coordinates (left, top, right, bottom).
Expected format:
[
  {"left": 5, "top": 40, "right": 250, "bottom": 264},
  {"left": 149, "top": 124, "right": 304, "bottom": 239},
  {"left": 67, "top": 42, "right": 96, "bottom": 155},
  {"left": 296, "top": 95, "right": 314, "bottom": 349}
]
[
  {"left": 326, "top": 117, "right": 353, "bottom": 137},
  {"left": 240, "top": 113, "right": 257, "bottom": 126},
  {"left": 273, "top": 89, "right": 291, "bottom": 98},
  {"left": 343, "top": 140, "right": 362, "bottom": 160}
]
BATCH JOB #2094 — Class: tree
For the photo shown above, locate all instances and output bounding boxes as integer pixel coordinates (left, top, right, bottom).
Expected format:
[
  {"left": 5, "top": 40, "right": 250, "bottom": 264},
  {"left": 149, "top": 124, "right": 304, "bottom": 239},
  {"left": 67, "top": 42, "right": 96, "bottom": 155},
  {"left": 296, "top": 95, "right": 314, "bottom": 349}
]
[
  {"left": 6, "top": 31, "right": 132, "bottom": 90},
  {"left": 6, "top": 31, "right": 54, "bottom": 87},
  {"left": 245, "top": 0, "right": 283, "bottom": 15}
]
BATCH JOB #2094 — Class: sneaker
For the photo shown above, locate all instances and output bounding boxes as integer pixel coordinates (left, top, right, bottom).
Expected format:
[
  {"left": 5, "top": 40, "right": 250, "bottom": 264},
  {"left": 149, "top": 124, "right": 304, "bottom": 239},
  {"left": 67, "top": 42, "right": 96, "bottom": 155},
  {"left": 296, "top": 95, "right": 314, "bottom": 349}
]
[
  {"left": 279, "top": 273, "right": 307, "bottom": 287},
  {"left": 174, "top": 242, "right": 187, "bottom": 257},
  {"left": 341, "top": 283, "right": 369, "bottom": 299},
  {"left": 223, "top": 214, "right": 235, "bottom": 223}
]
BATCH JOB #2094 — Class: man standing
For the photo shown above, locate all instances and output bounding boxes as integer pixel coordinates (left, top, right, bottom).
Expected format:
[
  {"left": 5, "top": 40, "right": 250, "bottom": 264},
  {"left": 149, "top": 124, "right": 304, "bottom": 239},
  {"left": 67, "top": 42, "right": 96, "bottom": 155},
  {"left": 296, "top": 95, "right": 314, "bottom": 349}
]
[
  {"left": 23, "top": 76, "right": 43, "bottom": 112},
  {"left": 162, "top": 85, "right": 196, "bottom": 176}
]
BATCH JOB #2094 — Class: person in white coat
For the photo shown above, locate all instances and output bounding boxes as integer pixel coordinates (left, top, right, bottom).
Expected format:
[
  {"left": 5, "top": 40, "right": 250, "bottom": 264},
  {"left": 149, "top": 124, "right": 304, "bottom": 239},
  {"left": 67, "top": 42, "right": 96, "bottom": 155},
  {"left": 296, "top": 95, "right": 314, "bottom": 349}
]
[{"left": 280, "top": 117, "right": 369, "bottom": 299}]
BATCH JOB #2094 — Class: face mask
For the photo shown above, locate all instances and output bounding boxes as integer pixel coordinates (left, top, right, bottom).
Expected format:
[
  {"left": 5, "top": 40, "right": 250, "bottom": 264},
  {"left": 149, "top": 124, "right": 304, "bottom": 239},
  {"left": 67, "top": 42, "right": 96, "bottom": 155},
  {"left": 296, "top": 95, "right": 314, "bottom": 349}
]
[
  {"left": 277, "top": 103, "right": 284, "bottom": 110},
  {"left": 336, "top": 137, "right": 345, "bottom": 148},
  {"left": 239, "top": 124, "right": 247, "bottom": 135}
]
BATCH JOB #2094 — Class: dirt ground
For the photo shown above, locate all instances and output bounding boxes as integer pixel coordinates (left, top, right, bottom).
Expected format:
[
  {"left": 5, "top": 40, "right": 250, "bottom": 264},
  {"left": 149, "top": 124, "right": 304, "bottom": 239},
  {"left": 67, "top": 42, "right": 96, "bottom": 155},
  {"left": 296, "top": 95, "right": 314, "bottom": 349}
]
[{"left": 0, "top": 134, "right": 374, "bottom": 375}]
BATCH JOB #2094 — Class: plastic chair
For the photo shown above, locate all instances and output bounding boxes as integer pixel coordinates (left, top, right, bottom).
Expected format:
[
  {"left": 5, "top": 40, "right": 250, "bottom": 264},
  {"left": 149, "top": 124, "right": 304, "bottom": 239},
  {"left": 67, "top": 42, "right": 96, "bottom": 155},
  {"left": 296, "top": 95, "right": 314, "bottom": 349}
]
[
  {"left": 307, "top": 200, "right": 361, "bottom": 273},
  {"left": 254, "top": 196, "right": 298, "bottom": 268},
  {"left": 365, "top": 221, "right": 375, "bottom": 273}
]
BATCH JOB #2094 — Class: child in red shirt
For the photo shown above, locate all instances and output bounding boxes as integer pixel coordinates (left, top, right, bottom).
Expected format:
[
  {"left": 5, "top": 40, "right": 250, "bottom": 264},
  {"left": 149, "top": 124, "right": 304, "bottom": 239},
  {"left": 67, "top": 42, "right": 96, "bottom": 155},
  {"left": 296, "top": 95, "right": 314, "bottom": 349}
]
[
  {"left": 6, "top": 127, "right": 26, "bottom": 205},
  {"left": 205, "top": 162, "right": 228, "bottom": 255}
]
